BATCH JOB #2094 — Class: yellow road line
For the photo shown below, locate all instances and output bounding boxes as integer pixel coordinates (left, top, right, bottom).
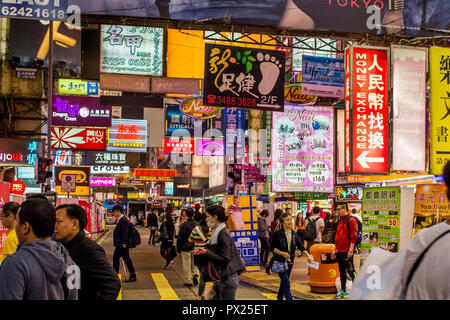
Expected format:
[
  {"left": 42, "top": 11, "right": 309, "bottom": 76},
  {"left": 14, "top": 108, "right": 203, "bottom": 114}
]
[
  {"left": 98, "top": 230, "right": 111, "bottom": 245},
  {"left": 151, "top": 273, "right": 181, "bottom": 300},
  {"left": 117, "top": 274, "right": 123, "bottom": 300},
  {"left": 261, "top": 293, "right": 284, "bottom": 300}
]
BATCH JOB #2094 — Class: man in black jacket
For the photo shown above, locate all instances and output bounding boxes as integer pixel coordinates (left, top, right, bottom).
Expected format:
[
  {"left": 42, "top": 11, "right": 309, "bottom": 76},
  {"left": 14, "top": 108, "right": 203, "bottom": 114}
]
[
  {"left": 146, "top": 208, "right": 159, "bottom": 245},
  {"left": 112, "top": 205, "right": 137, "bottom": 282},
  {"left": 176, "top": 208, "right": 199, "bottom": 286},
  {"left": 54, "top": 204, "right": 121, "bottom": 300}
]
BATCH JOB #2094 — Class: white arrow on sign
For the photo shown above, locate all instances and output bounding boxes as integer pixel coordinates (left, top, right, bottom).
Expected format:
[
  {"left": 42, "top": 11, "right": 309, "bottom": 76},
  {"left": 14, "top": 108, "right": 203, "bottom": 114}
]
[
  {"left": 356, "top": 151, "right": 385, "bottom": 169},
  {"left": 256, "top": 104, "right": 282, "bottom": 109}
]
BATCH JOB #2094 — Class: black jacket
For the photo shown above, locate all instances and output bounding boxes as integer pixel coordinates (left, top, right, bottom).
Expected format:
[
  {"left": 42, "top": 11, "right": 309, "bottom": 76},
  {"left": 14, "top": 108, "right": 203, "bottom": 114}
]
[
  {"left": 62, "top": 231, "right": 121, "bottom": 301},
  {"left": 176, "top": 218, "right": 198, "bottom": 253},
  {"left": 271, "top": 229, "right": 306, "bottom": 263},
  {"left": 113, "top": 216, "right": 129, "bottom": 247},
  {"left": 146, "top": 213, "right": 158, "bottom": 228},
  {"left": 205, "top": 228, "right": 245, "bottom": 278}
]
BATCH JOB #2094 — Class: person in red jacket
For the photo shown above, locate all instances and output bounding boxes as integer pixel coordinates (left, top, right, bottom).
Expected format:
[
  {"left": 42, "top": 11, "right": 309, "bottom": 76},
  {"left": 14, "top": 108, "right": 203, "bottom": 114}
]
[{"left": 331, "top": 202, "right": 357, "bottom": 299}]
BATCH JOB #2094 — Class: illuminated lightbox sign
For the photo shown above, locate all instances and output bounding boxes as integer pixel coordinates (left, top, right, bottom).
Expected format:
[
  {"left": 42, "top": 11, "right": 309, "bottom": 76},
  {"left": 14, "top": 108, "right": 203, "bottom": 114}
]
[
  {"left": 196, "top": 139, "right": 225, "bottom": 156},
  {"left": 0, "top": 138, "right": 40, "bottom": 166},
  {"left": 90, "top": 177, "right": 116, "bottom": 187},
  {"left": 165, "top": 181, "right": 174, "bottom": 195},
  {"left": 107, "top": 119, "right": 147, "bottom": 153},
  {"left": 134, "top": 168, "right": 176, "bottom": 181},
  {"left": 51, "top": 127, "right": 107, "bottom": 151},
  {"left": 100, "top": 25, "right": 163, "bottom": 76},
  {"left": 176, "top": 184, "right": 190, "bottom": 189},
  {"left": 164, "top": 138, "right": 194, "bottom": 154},
  {"left": 90, "top": 165, "right": 130, "bottom": 174},
  {"left": 58, "top": 79, "right": 99, "bottom": 95}
]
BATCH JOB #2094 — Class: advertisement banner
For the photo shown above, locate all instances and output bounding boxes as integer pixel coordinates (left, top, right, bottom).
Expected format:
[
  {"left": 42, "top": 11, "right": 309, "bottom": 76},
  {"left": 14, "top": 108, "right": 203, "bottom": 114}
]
[
  {"left": 301, "top": 55, "right": 345, "bottom": 98},
  {"left": 271, "top": 105, "right": 334, "bottom": 193},
  {"left": 134, "top": 168, "right": 177, "bottom": 181},
  {"left": 392, "top": 46, "right": 427, "bottom": 171},
  {"left": 284, "top": 84, "right": 317, "bottom": 105},
  {"left": 248, "top": 109, "right": 271, "bottom": 165},
  {"left": 349, "top": 46, "right": 389, "bottom": 174},
  {"left": 196, "top": 139, "right": 225, "bottom": 156},
  {"left": 58, "top": 79, "right": 99, "bottom": 95},
  {"left": 106, "top": 119, "right": 147, "bottom": 153},
  {"left": 413, "top": 184, "right": 450, "bottom": 236},
  {"left": 204, "top": 44, "right": 285, "bottom": 112},
  {"left": 179, "top": 96, "right": 221, "bottom": 119},
  {"left": 90, "top": 177, "right": 116, "bottom": 187},
  {"left": 430, "top": 47, "right": 450, "bottom": 175},
  {"left": 163, "top": 138, "right": 195, "bottom": 154},
  {"left": 51, "top": 127, "right": 107, "bottom": 151},
  {"left": 54, "top": 166, "right": 90, "bottom": 195},
  {"left": 225, "top": 108, "right": 246, "bottom": 164},
  {"left": 0, "top": 138, "right": 40, "bottom": 166},
  {"left": 85, "top": 152, "right": 138, "bottom": 166},
  {"left": 52, "top": 95, "right": 111, "bottom": 127},
  {"left": 344, "top": 48, "right": 351, "bottom": 173},
  {"left": 0, "top": 0, "right": 68, "bottom": 21},
  {"left": 90, "top": 166, "right": 130, "bottom": 174},
  {"left": 361, "top": 187, "right": 401, "bottom": 256},
  {"left": 165, "top": 182, "right": 174, "bottom": 196},
  {"left": 336, "top": 186, "right": 363, "bottom": 201},
  {"left": 100, "top": 25, "right": 163, "bottom": 76},
  {"left": 165, "top": 104, "right": 206, "bottom": 137}
]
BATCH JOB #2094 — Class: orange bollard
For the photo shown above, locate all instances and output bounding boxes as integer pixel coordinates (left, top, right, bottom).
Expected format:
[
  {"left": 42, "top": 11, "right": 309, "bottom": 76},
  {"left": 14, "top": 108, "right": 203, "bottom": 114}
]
[{"left": 308, "top": 244, "right": 340, "bottom": 293}]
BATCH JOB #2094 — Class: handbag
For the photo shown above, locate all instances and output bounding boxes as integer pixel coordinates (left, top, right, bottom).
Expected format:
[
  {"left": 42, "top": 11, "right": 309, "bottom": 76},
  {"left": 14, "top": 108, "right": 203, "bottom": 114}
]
[
  {"left": 271, "top": 261, "right": 289, "bottom": 274},
  {"left": 206, "top": 260, "right": 221, "bottom": 282},
  {"left": 158, "top": 222, "right": 169, "bottom": 242}
]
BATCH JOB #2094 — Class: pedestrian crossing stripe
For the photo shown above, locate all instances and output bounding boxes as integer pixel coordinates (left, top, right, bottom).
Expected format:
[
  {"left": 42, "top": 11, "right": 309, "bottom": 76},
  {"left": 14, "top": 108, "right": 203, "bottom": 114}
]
[
  {"left": 117, "top": 274, "right": 122, "bottom": 300},
  {"left": 151, "top": 273, "right": 181, "bottom": 300}
]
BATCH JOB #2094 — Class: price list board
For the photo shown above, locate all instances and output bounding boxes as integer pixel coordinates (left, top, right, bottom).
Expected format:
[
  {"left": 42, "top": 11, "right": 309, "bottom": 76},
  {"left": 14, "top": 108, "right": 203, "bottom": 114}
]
[{"left": 361, "top": 187, "right": 401, "bottom": 259}]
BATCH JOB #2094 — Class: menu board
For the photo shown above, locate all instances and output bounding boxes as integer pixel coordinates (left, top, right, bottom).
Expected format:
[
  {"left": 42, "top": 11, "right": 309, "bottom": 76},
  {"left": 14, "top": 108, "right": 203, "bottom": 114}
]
[{"left": 361, "top": 187, "right": 401, "bottom": 257}]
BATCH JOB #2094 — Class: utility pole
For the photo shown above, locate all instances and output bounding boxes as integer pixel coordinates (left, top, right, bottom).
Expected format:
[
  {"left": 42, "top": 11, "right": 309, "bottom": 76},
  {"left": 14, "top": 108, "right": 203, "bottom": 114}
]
[{"left": 45, "top": 21, "right": 54, "bottom": 192}]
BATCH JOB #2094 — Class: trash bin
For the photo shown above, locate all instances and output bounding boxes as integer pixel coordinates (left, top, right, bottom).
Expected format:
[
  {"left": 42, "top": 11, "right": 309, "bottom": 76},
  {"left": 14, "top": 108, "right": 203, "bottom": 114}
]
[{"left": 308, "top": 244, "right": 339, "bottom": 293}]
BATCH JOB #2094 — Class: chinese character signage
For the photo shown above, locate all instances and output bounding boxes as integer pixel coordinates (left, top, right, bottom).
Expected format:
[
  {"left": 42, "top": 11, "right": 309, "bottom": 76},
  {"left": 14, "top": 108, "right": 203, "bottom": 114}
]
[
  {"left": 16, "top": 68, "right": 37, "bottom": 79},
  {"left": 203, "top": 44, "right": 285, "bottom": 111},
  {"left": 165, "top": 104, "right": 206, "bottom": 137},
  {"left": 0, "top": 138, "right": 39, "bottom": 166},
  {"left": 52, "top": 95, "right": 111, "bottom": 127},
  {"left": 196, "top": 139, "right": 225, "bottom": 156},
  {"left": 58, "top": 79, "right": 99, "bottom": 95},
  {"left": 54, "top": 166, "right": 90, "bottom": 195},
  {"left": 134, "top": 168, "right": 177, "bottom": 182},
  {"left": 164, "top": 138, "right": 194, "bottom": 154},
  {"left": 51, "top": 127, "right": 106, "bottom": 151},
  {"left": 336, "top": 186, "right": 363, "bottom": 201},
  {"left": 165, "top": 181, "right": 174, "bottom": 196},
  {"left": 106, "top": 119, "right": 147, "bottom": 153},
  {"left": 345, "top": 49, "right": 351, "bottom": 173},
  {"left": 347, "top": 46, "right": 389, "bottom": 174},
  {"left": 361, "top": 187, "right": 401, "bottom": 255},
  {"left": 86, "top": 151, "right": 131, "bottom": 165},
  {"left": 90, "top": 165, "right": 130, "bottom": 174},
  {"left": 248, "top": 109, "right": 271, "bottom": 165},
  {"left": 90, "top": 177, "right": 116, "bottom": 187},
  {"left": 430, "top": 47, "right": 450, "bottom": 175},
  {"left": 225, "top": 108, "right": 246, "bottom": 164},
  {"left": 272, "top": 105, "right": 334, "bottom": 193},
  {"left": 392, "top": 46, "right": 427, "bottom": 171},
  {"left": 179, "top": 96, "right": 221, "bottom": 119},
  {"left": 100, "top": 25, "right": 163, "bottom": 76},
  {"left": 0, "top": 0, "right": 68, "bottom": 21},
  {"left": 413, "top": 184, "right": 450, "bottom": 236},
  {"left": 301, "top": 55, "right": 345, "bottom": 98}
]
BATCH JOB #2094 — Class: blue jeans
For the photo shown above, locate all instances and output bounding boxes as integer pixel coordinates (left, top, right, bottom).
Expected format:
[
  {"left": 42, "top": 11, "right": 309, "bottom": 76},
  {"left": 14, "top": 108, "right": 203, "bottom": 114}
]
[
  {"left": 212, "top": 272, "right": 239, "bottom": 300},
  {"left": 278, "top": 263, "right": 293, "bottom": 300}
]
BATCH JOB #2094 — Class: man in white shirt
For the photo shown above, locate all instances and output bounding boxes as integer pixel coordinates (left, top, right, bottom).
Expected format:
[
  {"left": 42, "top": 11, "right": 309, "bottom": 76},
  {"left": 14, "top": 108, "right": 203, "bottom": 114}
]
[{"left": 305, "top": 206, "right": 325, "bottom": 253}]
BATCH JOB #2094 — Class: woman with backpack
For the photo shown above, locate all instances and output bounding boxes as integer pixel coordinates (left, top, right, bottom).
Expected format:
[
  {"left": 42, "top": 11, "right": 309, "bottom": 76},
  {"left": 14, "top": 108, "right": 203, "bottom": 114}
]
[
  {"left": 159, "top": 210, "right": 176, "bottom": 269},
  {"left": 188, "top": 214, "right": 212, "bottom": 300}
]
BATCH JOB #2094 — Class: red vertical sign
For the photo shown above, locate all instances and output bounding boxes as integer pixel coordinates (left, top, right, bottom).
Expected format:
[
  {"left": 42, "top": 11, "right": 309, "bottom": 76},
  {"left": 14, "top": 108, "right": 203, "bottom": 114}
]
[
  {"left": 345, "top": 48, "right": 351, "bottom": 173},
  {"left": 351, "top": 47, "right": 389, "bottom": 173},
  {"left": 0, "top": 181, "right": 11, "bottom": 255}
]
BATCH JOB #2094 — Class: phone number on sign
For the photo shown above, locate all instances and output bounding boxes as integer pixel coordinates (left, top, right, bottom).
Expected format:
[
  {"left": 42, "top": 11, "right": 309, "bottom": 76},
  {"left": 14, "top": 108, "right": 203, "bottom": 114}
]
[
  {"left": 1, "top": 6, "right": 66, "bottom": 20},
  {"left": 215, "top": 96, "right": 257, "bottom": 107}
]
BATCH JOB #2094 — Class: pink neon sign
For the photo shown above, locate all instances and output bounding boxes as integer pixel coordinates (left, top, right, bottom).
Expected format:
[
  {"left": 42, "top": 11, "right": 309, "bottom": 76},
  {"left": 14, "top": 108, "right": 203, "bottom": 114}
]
[{"left": 90, "top": 177, "right": 116, "bottom": 187}]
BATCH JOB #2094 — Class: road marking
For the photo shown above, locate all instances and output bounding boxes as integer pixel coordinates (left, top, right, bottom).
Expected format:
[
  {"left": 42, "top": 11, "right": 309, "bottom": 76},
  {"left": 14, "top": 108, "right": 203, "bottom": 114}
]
[
  {"left": 97, "top": 230, "right": 111, "bottom": 245},
  {"left": 117, "top": 274, "right": 122, "bottom": 300},
  {"left": 151, "top": 273, "right": 181, "bottom": 300},
  {"left": 261, "top": 293, "right": 284, "bottom": 300}
]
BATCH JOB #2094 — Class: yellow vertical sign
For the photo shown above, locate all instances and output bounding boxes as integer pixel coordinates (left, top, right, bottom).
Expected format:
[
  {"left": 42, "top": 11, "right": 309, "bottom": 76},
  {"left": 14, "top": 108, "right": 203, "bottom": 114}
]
[{"left": 430, "top": 47, "right": 450, "bottom": 175}]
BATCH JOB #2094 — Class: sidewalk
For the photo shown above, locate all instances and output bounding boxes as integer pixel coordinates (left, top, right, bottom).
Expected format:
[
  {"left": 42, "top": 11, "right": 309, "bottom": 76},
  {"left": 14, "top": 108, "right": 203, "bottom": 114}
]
[{"left": 239, "top": 254, "right": 361, "bottom": 300}]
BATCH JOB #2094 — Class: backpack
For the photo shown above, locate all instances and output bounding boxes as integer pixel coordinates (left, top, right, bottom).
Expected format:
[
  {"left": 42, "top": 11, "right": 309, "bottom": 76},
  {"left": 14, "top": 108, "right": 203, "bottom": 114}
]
[
  {"left": 346, "top": 216, "right": 362, "bottom": 246},
  {"left": 128, "top": 222, "right": 141, "bottom": 248},
  {"left": 304, "top": 217, "right": 320, "bottom": 242}
]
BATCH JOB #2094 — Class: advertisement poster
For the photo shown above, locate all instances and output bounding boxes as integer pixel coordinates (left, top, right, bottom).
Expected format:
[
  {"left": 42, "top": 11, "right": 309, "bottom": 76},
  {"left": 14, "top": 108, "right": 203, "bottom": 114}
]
[
  {"left": 225, "top": 195, "right": 259, "bottom": 270},
  {"left": 430, "top": 47, "right": 450, "bottom": 175},
  {"left": 51, "top": 127, "right": 107, "bottom": 151},
  {"left": 392, "top": 46, "right": 427, "bottom": 171},
  {"left": 225, "top": 108, "right": 246, "bottom": 164},
  {"left": 361, "top": 187, "right": 401, "bottom": 257},
  {"left": 413, "top": 184, "right": 450, "bottom": 236},
  {"left": 100, "top": 25, "right": 163, "bottom": 76},
  {"left": 271, "top": 105, "right": 334, "bottom": 193},
  {"left": 204, "top": 44, "right": 285, "bottom": 111},
  {"left": 179, "top": 96, "right": 221, "bottom": 120},
  {"left": 349, "top": 46, "right": 389, "bottom": 174},
  {"left": 301, "top": 55, "right": 345, "bottom": 98},
  {"left": 58, "top": 79, "right": 99, "bottom": 96},
  {"left": 196, "top": 139, "right": 224, "bottom": 156},
  {"left": 106, "top": 119, "right": 147, "bottom": 153},
  {"left": 249, "top": 109, "right": 271, "bottom": 165},
  {"left": 165, "top": 104, "right": 206, "bottom": 137},
  {"left": 54, "top": 166, "right": 90, "bottom": 196},
  {"left": 90, "top": 177, "right": 116, "bottom": 187},
  {"left": 52, "top": 95, "right": 112, "bottom": 127},
  {"left": 163, "top": 138, "right": 195, "bottom": 154}
]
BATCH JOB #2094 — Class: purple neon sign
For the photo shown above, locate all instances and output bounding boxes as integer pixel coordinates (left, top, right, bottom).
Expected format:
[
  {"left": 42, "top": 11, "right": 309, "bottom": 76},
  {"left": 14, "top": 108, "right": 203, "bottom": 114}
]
[
  {"left": 196, "top": 140, "right": 225, "bottom": 156},
  {"left": 90, "top": 177, "right": 116, "bottom": 187}
]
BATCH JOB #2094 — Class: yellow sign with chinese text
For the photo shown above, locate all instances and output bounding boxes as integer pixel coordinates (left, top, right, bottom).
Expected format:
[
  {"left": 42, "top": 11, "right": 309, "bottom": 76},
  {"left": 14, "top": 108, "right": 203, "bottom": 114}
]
[{"left": 430, "top": 47, "right": 450, "bottom": 175}]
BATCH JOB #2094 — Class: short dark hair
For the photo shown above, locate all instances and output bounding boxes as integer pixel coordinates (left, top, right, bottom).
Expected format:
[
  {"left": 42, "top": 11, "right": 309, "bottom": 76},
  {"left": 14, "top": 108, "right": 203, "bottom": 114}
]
[
  {"left": 336, "top": 203, "right": 349, "bottom": 211},
  {"left": 312, "top": 206, "right": 320, "bottom": 214},
  {"left": 280, "top": 212, "right": 292, "bottom": 224},
  {"left": 2, "top": 202, "right": 19, "bottom": 217},
  {"left": 352, "top": 208, "right": 357, "bottom": 214},
  {"left": 260, "top": 209, "right": 269, "bottom": 217},
  {"left": 185, "top": 208, "right": 194, "bottom": 218},
  {"left": 112, "top": 205, "right": 123, "bottom": 213},
  {"left": 274, "top": 209, "right": 283, "bottom": 221},
  {"left": 19, "top": 199, "right": 56, "bottom": 238},
  {"left": 206, "top": 205, "right": 227, "bottom": 223},
  {"left": 195, "top": 204, "right": 200, "bottom": 210},
  {"left": 55, "top": 204, "right": 88, "bottom": 231}
]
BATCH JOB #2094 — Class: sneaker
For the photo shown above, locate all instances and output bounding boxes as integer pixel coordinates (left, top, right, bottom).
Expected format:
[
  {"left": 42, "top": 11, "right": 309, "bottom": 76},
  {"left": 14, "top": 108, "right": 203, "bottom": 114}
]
[
  {"left": 193, "top": 275, "right": 199, "bottom": 286},
  {"left": 334, "top": 290, "right": 348, "bottom": 299},
  {"left": 125, "top": 276, "right": 137, "bottom": 283}
]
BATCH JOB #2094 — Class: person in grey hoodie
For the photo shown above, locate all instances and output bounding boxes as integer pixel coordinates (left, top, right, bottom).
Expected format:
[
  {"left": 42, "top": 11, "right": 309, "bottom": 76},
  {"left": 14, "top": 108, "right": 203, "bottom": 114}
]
[{"left": 0, "top": 198, "right": 78, "bottom": 300}]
